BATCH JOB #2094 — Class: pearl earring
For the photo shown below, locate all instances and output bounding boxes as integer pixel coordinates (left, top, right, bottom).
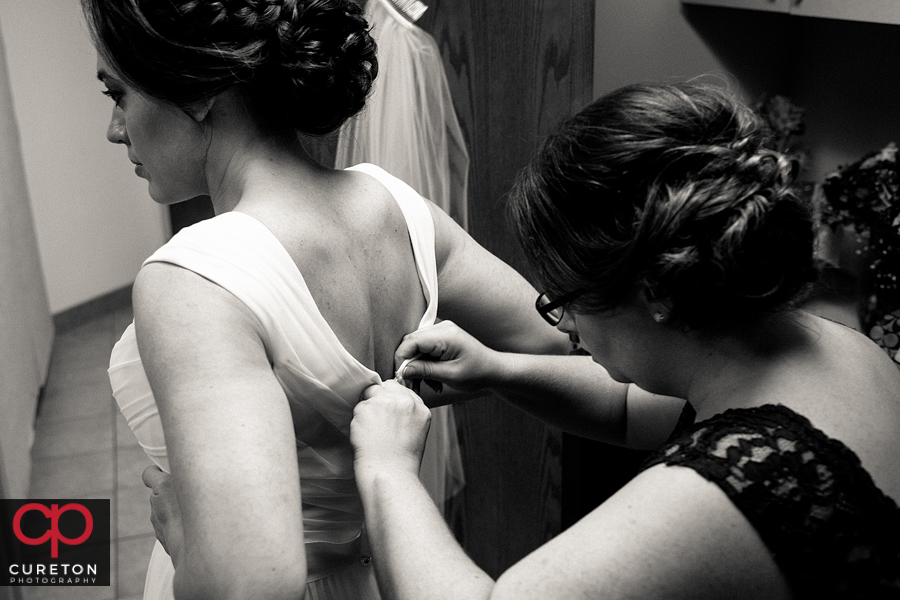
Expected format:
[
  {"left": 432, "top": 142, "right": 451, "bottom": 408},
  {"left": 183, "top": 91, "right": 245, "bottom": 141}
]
[{"left": 653, "top": 312, "right": 667, "bottom": 323}]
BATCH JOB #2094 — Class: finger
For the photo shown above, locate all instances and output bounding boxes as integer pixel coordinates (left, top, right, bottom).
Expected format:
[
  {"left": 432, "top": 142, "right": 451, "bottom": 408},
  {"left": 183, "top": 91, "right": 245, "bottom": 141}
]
[
  {"left": 142, "top": 465, "right": 166, "bottom": 491},
  {"left": 380, "top": 379, "right": 406, "bottom": 391},
  {"left": 395, "top": 321, "right": 459, "bottom": 367},
  {"left": 397, "top": 357, "right": 443, "bottom": 382},
  {"left": 395, "top": 336, "right": 442, "bottom": 367},
  {"left": 395, "top": 353, "right": 423, "bottom": 385},
  {"left": 360, "top": 382, "right": 385, "bottom": 400},
  {"left": 148, "top": 496, "right": 163, "bottom": 526}
]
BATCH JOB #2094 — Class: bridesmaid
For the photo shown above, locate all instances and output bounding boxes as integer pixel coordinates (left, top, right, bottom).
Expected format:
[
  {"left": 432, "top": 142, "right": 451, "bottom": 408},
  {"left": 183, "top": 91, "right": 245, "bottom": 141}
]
[{"left": 353, "top": 82, "right": 900, "bottom": 599}]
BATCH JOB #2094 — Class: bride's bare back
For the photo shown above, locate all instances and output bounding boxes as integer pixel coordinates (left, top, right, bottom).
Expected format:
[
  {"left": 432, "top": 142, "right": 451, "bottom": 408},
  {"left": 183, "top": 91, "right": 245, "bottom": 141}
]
[{"left": 239, "top": 167, "right": 430, "bottom": 380}]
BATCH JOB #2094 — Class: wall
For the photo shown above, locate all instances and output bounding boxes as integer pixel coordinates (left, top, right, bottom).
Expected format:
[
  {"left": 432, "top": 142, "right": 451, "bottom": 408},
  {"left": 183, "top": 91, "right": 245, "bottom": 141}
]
[
  {"left": 0, "top": 25, "right": 52, "bottom": 499},
  {"left": 0, "top": 0, "right": 168, "bottom": 314},
  {"left": 786, "top": 15, "right": 900, "bottom": 183},
  {"left": 594, "top": 2, "right": 792, "bottom": 101},
  {"left": 594, "top": 1, "right": 900, "bottom": 184}
]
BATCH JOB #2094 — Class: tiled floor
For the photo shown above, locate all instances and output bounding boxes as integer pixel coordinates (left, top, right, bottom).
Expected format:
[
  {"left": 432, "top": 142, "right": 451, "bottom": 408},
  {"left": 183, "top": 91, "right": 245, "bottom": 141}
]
[{"left": 26, "top": 304, "right": 156, "bottom": 600}]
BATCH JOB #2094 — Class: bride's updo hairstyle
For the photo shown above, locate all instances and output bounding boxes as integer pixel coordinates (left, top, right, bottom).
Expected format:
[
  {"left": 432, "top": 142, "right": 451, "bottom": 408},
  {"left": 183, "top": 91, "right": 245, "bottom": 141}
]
[
  {"left": 510, "top": 81, "right": 818, "bottom": 330},
  {"left": 82, "top": 0, "right": 377, "bottom": 135}
]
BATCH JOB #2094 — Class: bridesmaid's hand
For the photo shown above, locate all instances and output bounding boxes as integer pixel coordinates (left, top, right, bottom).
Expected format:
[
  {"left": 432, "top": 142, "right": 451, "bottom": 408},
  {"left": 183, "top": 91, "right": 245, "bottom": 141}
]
[
  {"left": 394, "top": 320, "right": 503, "bottom": 393},
  {"left": 142, "top": 465, "right": 185, "bottom": 564},
  {"left": 351, "top": 381, "right": 432, "bottom": 486}
]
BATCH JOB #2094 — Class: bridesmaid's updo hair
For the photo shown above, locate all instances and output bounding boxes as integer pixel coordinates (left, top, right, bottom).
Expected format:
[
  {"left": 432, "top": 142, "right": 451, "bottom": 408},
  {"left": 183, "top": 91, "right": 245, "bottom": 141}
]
[
  {"left": 510, "top": 81, "right": 818, "bottom": 330},
  {"left": 82, "top": 0, "right": 377, "bottom": 135}
]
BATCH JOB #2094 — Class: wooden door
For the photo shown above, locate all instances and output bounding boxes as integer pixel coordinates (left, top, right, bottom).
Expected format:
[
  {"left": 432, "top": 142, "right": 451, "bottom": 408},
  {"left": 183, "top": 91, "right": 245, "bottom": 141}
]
[{"left": 416, "top": 0, "right": 595, "bottom": 576}]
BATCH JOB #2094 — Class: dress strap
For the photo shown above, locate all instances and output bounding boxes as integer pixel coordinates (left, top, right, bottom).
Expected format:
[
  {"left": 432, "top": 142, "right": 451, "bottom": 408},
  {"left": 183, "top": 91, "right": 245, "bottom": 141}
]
[{"left": 346, "top": 163, "right": 438, "bottom": 328}]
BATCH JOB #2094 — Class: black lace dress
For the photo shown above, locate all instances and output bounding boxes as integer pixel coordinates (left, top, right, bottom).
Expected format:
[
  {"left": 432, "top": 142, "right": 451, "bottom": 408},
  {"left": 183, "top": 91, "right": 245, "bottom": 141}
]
[{"left": 641, "top": 404, "right": 900, "bottom": 599}]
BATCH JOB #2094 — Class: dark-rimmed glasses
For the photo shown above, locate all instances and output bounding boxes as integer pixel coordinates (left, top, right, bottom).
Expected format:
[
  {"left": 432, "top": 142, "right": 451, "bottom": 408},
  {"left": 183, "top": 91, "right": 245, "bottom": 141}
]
[{"left": 535, "top": 288, "right": 587, "bottom": 326}]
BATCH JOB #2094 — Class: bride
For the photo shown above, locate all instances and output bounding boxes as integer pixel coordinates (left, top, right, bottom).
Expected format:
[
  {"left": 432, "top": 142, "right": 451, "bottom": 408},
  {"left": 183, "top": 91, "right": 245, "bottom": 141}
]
[{"left": 85, "top": 0, "right": 569, "bottom": 598}]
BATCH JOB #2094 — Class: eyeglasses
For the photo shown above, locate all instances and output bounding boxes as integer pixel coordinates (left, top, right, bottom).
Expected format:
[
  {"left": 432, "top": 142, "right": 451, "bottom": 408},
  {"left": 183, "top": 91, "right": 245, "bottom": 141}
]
[{"left": 535, "top": 288, "right": 587, "bottom": 326}]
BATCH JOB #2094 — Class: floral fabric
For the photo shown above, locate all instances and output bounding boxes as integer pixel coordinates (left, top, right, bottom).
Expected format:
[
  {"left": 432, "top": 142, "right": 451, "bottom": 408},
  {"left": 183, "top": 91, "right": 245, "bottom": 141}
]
[
  {"left": 820, "top": 142, "right": 900, "bottom": 330},
  {"left": 869, "top": 308, "right": 900, "bottom": 369},
  {"left": 642, "top": 404, "right": 900, "bottom": 599}
]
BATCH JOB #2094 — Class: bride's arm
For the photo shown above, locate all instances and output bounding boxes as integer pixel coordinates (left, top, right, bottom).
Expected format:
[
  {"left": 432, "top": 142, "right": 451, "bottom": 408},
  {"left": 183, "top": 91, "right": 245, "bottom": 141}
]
[
  {"left": 133, "top": 262, "right": 308, "bottom": 600},
  {"left": 430, "top": 202, "right": 569, "bottom": 357}
]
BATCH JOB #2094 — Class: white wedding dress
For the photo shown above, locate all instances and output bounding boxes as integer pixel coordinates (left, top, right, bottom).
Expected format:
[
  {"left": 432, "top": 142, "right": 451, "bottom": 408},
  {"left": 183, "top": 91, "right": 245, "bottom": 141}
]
[{"left": 109, "top": 164, "right": 447, "bottom": 600}]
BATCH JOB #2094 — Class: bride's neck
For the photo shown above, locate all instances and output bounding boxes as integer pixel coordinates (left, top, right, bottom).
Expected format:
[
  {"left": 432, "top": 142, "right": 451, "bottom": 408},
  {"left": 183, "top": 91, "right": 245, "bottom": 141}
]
[
  {"left": 206, "top": 128, "right": 316, "bottom": 215},
  {"left": 200, "top": 91, "right": 320, "bottom": 215}
]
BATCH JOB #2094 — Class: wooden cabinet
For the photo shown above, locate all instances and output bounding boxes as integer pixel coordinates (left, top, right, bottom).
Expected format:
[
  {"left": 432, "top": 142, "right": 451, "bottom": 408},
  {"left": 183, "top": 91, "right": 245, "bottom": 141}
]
[
  {"left": 683, "top": 0, "right": 900, "bottom": 25},
  {"left": 683, "top": 0, "right": 788, "bottom": 13},
  {"left": 791, "top": 1, "right": 900, "bottom": 25}
]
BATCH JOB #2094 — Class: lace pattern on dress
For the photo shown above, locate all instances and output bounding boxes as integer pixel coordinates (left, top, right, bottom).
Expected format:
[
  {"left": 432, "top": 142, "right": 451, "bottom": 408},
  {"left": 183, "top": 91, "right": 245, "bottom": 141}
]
[{"left": 642, "top": 404, "right": 900, "bottom": 599}]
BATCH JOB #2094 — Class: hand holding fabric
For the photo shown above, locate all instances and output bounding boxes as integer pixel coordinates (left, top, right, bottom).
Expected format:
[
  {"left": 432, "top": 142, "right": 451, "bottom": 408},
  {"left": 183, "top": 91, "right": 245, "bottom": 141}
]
[
  {"left": 351, "top": 381, "right": 432, "bottom": 487},
  {"left": 142, "top": 465, "right": 184, "bottom": 564},
  {"left": 393, "top": 320, "right": 504, "bottom": 393}
]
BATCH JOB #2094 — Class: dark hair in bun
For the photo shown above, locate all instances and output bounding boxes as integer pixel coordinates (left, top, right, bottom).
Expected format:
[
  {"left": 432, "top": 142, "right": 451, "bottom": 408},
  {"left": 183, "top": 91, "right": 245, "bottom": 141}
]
[
  {"left": 82, "top": 0, "right": 377, "bottom": 135},
  {"left": 510, "top": 81, "right": 818, "bottom": 330}
]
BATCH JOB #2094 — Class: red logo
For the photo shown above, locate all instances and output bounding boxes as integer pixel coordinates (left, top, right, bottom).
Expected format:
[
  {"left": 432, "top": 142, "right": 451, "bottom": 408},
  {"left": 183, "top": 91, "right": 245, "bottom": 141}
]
[{"left": 12, "top": 503, "right": 93, "bottom": 558}]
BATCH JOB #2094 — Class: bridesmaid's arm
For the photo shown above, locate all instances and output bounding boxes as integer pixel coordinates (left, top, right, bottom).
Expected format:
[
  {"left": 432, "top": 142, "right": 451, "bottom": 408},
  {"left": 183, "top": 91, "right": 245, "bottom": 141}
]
[
  {"left": 421, "top": 204, "right": 684, "bottom": 448},
  {"left": 133, "top": 262, "right": 308, "bottom": 600},
  {"left": 352, "top": 383, "right": 790, "bottom": 600}
]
